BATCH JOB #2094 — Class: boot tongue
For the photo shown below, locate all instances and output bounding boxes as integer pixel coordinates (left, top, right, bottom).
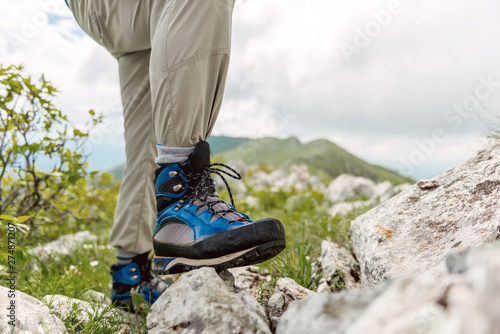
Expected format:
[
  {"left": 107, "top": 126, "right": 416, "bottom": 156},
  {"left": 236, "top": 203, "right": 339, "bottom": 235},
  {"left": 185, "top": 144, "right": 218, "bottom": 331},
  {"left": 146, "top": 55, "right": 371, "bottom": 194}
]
[{"left": 188, "top": 141, "right": 211, "bottom": 173}]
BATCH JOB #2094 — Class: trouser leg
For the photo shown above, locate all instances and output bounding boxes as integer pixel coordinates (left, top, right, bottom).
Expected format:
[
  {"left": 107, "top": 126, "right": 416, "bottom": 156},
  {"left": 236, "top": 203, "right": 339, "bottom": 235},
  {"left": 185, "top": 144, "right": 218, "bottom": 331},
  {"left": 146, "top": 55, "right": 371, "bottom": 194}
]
[
  {"left": 67, "top": 0, "right": 156, "bottom": 254},
  {"left": 109, "top": 50, "right": 157, "bottom": 254},
  {"left": 150, "top": 0, "right": 235, "bottom": 147}
]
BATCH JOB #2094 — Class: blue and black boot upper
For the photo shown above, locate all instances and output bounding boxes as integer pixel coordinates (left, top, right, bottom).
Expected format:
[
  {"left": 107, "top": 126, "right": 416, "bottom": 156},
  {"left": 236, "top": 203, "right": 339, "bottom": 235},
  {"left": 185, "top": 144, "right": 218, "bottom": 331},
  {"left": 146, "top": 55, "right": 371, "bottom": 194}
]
[
  {"left": 152, "top": 141, "right": 286, "bottom": 274},
  {"left": 111, "top": 252, "right": 168, "bottom": 307}
]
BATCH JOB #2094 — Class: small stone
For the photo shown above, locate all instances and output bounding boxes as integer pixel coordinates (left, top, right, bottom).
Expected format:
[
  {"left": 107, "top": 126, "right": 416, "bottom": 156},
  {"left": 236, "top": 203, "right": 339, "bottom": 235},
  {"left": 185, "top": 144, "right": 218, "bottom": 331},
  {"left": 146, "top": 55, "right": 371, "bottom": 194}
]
[
  {"left": 417, "top": 179, "right": 439, "bottom": 190},
  {"left": 227, "top": 266, "right": 268, "bottom": 298},
  {"left": 267, "top": 278, "right": 314, "bottom": 328},
  {"left": 317, "top": 240, "right": 360, "bottom": 290}
]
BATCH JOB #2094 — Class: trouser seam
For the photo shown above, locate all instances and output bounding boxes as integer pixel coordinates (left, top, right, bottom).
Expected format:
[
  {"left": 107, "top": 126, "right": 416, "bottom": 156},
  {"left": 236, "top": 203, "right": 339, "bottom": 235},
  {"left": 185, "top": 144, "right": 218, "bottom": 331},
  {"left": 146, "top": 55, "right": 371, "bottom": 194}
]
[
  {"left": 164, "top": 1, "right": 179, "bottom": 147},
  {"left": 169, "top": 48, "right": 231, "bottom": 73},
  {"left": 131, "top": 135, "right": 154, "bottom": 254}
]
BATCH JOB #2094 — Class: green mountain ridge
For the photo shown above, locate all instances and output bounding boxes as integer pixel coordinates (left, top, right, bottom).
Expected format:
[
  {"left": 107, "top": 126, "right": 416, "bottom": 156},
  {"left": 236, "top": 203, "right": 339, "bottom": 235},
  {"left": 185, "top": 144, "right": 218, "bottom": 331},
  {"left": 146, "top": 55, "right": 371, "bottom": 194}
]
[
  {"left": 108, "top": 136, "right": 413, "bottom": 185},
  {"left": 215, "top": 137, "right": 413, "bottom": 185}
]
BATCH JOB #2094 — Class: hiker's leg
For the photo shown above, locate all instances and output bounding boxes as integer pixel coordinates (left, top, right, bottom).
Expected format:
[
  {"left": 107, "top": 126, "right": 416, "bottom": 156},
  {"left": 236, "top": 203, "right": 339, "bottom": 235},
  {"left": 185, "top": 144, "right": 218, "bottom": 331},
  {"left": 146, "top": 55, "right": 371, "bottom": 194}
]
[
  {"left": 67, "top": 0, "right": 167, "bottom": 305},
  {"left": 109, "top": 50, "right": 157, "bottom": 255},
  {"left": 67, "top": 0, "right": 156, "bottom": 255},
  {"left": 109, "top": 50, "right": 169, "bottom": 306},
  {"left": 149, "top": 0, "right": 235, "bottom": 152}
]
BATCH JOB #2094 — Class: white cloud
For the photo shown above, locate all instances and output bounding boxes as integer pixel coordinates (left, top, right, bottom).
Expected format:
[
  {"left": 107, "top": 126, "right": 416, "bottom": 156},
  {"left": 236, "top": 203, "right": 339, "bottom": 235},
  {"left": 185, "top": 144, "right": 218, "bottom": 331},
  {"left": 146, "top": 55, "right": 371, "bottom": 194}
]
[{"left": 1, "top": 0, "right": 499, "bottom": 178}]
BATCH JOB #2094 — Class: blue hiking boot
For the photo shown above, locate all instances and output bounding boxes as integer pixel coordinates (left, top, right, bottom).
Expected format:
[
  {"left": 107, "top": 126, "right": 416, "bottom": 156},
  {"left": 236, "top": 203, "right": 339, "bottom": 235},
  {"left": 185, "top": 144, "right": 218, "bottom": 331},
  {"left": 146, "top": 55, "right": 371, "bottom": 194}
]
[
  {"left": 153, "top": 141, "right": 286, "bottom": 274},
  {"left": 111, "top": 252, "right": 168, "bottom": 307}
]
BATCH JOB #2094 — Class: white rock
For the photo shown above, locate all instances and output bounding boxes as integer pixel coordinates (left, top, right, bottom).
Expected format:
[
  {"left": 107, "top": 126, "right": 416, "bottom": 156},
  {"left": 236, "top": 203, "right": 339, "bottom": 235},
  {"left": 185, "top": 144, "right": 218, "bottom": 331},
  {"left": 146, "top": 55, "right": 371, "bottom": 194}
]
[
  {"left": 351, "top": 142, "right": 500, "bottom": 286},
  {"left": 318, "top": 241, "right": 360, "bottom": 290},
  {"left": 43, "top": 294, "right": 131, "bottom": 329},
  {"left": 373, "top": 181, "right": 396, "bottom": 202},
  {"left": 325, "top": 174, "right": 376, "bottom": 203},
  {"left": 277, "top": 283, "right": 386, "bottom": 334},
  {"left": 279, "top": 240, "right": 500, "bottom": 334},
  {"left": 30, "top": 231, "right": 97, "bottom": 261},
  {"left": 267, "top": 278, "right": 315, "bottom": 332},
  {"left": 329, "top": 200, "right": 377, "bottom": 217},
  {"left": 81, "top": 290, "right": 111, "bottom": 305},
  {"left": 268, "top": 278, "right": 314, "bottom": 314},
  {"left": 228, "top": 266, "right": 268, "bottom": 298},
  {"left": 43, "top": 295, "right": 98, "bottom": 324},
  {"left": 147, "top": 267, "right": 270, "bottom": 334},
  {"left": 226, "top": 159, "right": 250, "bottom": 179},
  {"left": 244, "top": 195, "right": 260, "bottom": 208},
  {"left": 0, "top": 286, "right": 66, "bottom": 333},
  {"left": 248, "top": 165, "right": 324, "bottom": 192},
  {"left": 435, "top": 241, "right": 500, "bottom": 334},
  {"left": 346, "top": 274, "right": 451, "bottom": 334}
]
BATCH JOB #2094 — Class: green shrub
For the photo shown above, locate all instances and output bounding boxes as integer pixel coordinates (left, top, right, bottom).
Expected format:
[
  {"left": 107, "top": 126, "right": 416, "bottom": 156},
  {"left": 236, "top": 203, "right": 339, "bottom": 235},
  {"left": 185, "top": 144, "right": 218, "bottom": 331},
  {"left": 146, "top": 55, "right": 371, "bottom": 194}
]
[{"left": 0, "top": 64, "right": 117, "bottom": 244}]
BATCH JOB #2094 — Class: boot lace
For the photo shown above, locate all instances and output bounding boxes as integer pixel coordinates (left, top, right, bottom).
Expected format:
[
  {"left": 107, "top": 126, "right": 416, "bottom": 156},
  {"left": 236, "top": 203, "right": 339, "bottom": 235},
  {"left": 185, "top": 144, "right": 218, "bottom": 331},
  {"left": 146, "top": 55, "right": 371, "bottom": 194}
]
[{"left": 175, "top": 163, "right": 249, "bottom": 223}]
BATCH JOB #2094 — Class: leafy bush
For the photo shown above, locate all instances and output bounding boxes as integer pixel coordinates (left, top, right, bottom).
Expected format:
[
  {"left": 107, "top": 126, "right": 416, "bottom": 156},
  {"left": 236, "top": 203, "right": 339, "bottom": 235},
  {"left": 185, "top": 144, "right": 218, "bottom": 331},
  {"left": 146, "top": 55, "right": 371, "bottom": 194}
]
[{"left": 0, "top": 64, "right": 118, "bottom": 244}]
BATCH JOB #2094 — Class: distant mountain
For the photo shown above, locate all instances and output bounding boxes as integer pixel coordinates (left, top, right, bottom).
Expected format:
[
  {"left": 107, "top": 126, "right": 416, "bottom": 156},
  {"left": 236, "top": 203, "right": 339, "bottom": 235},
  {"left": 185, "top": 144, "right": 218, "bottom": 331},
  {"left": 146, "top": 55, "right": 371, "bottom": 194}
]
[
  {"left": 108, "top": 136, "right": 412, "bottom": 185},
  {"left": 215, "top": 137, "right": 413, "bottom": 185},
  {"left": 107, "top": 136, "right": 249, "bottom": 180}
]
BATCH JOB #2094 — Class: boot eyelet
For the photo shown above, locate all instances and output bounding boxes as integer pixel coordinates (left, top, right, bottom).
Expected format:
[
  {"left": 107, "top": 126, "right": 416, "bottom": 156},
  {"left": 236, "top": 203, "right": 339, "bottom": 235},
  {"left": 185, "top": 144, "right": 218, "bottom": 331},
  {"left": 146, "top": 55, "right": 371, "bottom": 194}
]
[
  {"left": 132, "top": 275, "right": 139, "bottom": 281},
  {"left": 169, "top": 171, "right": 178, "bottom": 177},
  {"left": 173, "top": 184, "right": 182, "bottom": 192},
  {"left": 129, "top": 268, "right": 137, "bottom": 272}
]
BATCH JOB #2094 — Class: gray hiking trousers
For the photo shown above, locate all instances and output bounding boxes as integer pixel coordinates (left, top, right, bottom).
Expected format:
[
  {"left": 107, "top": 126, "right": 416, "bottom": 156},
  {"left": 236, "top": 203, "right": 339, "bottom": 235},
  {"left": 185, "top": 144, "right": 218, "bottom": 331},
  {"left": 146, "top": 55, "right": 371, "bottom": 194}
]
[{"left": 66, "top": 0, "right": 235, "bottom": 253}]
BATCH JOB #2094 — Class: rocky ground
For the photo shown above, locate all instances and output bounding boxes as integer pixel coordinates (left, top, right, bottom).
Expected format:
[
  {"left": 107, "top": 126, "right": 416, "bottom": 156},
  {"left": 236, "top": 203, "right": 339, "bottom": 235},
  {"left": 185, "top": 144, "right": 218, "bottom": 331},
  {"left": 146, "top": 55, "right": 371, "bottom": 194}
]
[{"left": 1, "top": 141, "right": 499, "bottom": 333}]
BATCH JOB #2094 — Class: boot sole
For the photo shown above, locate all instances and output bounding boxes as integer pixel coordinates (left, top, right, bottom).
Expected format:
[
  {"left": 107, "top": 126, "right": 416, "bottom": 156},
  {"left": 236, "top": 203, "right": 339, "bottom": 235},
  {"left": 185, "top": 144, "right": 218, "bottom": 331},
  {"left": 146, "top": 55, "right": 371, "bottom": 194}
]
[{"left": 153, "top": 239, "right": 286, "bottom": 275}]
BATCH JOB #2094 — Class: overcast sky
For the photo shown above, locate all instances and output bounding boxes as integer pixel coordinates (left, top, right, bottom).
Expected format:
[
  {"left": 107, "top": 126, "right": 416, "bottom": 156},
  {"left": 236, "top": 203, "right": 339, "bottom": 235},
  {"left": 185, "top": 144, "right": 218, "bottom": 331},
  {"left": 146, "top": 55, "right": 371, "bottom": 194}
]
[{"left": 2, "top": 0, "right": 500, "bottom": 179}]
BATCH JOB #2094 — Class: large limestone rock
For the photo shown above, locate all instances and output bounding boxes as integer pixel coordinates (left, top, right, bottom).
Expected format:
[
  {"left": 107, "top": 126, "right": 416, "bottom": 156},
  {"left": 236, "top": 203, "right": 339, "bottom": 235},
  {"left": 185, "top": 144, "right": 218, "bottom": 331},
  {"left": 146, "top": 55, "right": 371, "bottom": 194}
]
[
  {"left": 277, "top": 283, "right": 386, "bottom": 334},
  {"left": 325, "top": 174, "right": 376, "bottom": 203},
  {"left": 147, "top": 267, "right": 271, "bottom": 334},
  {"left": 0, "top": 286, "right": 66, "bottom": 333},
  {"left": 278, "top": 241, "right": 500, "bottom": 334},
  {"left": 351, "top": 142, "right": 500, "bottom": 286}
]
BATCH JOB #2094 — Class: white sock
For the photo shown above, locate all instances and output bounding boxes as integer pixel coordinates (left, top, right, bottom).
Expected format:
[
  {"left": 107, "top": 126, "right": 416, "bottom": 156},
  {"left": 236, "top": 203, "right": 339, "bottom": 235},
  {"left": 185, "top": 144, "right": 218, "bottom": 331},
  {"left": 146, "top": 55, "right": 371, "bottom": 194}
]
[
  {"left": 116, "top": 247, "right": 137, "bottom": 265},
  {"left": 155, "top": 144, "right": 195, "bottom": 165}
]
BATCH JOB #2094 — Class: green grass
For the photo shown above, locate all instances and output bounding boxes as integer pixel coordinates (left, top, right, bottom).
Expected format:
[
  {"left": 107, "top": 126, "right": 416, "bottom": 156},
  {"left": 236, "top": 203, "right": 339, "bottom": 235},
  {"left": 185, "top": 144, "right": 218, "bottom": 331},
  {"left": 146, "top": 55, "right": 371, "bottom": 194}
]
[
  {"left": 3, "top": 173, "right": 370, "bottom": 333},
  {"left": 13, "top": 232, "right": 149, "bottom": 333}
]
